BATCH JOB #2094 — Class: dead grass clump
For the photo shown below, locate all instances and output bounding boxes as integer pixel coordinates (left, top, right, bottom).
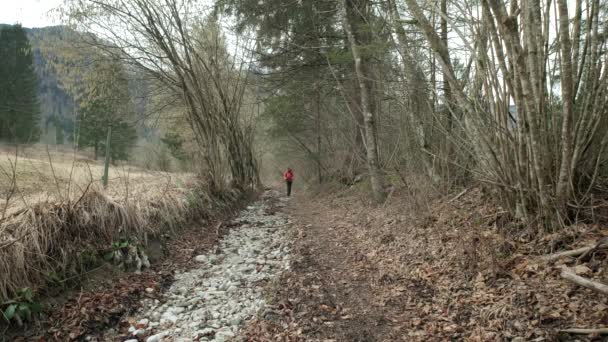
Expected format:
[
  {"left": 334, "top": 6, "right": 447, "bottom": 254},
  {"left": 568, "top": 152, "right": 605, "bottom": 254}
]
[
  {"left": 0, "top": 180, "right": 241, "bottom": 303},
  {"left": 0, "top": 189, "right": 146, "bottom": 301}
]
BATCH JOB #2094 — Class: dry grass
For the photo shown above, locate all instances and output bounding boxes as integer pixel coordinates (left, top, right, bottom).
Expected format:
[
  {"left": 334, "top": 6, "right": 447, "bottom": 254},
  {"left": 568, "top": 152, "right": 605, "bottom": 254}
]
[
  {"left": 0, "top": 144, "right": 193, "bottom": 215},
  {"left": 0, "top": 144, "right": 240, "bottom": 302}
]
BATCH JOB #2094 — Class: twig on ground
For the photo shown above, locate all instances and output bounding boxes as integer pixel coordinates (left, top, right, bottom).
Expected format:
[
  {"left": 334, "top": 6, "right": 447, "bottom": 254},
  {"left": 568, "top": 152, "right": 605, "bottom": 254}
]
[
  {"left": 561, "top": 268, "right": 608, "bottom": 295},
  {"left": 559, "top": 328, "right": 608, "bottom": 334},
  {"left": 382, "top": 186, "right": 395, "bottom": 208},
  {"left": 0, "top": 229, "right": 32, "bottom": 250},
  {"left": 449, "top": 188, "right": 469, "bottom": 203},
  {"left": 0, "top": 144, "right": 29, "bottom": 217},
  {"left": 543, "top": 239, "right": 608, "bottom": 262},
  {"left": 72, "top": 179, "right": 94, "bottom": 209},
  {"left": 577, "top": 237, "right": 608, "bottom": 262},
  {"left": 543, "top": 246, "right": 595, "bottom": 261},
  {"left": 66, "top": 146, "right": 78, "bottom": 200}
]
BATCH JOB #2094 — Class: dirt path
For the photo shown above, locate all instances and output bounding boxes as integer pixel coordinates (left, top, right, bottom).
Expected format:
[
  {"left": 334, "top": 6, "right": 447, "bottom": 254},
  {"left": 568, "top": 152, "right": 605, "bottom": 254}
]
[
  {"left": 249, "top": 195, "right": 403, "bottom": 341},
  {"left": 289, "top": 205, "right": 391, "bottom": 341},
  {"left": 244, "top": 192, "right": 476, "bottom": 341}
]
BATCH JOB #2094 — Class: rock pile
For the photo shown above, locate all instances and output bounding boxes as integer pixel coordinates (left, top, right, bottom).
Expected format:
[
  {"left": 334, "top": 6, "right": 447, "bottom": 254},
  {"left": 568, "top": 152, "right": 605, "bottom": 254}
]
[{"left": 123, "top": 192, "right": 291, "bottom": 342}]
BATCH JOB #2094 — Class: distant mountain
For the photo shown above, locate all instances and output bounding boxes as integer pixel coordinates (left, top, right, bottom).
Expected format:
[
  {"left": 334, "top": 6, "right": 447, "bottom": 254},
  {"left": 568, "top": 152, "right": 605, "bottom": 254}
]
[
  {"left": 0, "top": 24, "right": 76, "bottom": 144},
  {"left": 1, "top": 24, "right": 161, "bottom": 145},
  {"left": 26, "top": 25, "right": 76, "bottom": 144}
]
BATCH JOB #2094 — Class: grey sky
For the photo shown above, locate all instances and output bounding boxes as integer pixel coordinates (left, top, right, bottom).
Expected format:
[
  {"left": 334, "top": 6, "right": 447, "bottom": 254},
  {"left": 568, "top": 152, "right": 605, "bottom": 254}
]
[{"left": 0, "top": 0, "right": 63, "bottom": 28}]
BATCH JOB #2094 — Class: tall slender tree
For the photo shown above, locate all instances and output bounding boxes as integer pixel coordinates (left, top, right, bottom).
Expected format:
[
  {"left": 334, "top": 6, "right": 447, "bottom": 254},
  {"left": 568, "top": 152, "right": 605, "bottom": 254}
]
[
  {"left": 341, "top": 0, "right": 386, "bottom": 203},
  {"left": 0, "top": 24, "right": 40, "bottom": 143}
]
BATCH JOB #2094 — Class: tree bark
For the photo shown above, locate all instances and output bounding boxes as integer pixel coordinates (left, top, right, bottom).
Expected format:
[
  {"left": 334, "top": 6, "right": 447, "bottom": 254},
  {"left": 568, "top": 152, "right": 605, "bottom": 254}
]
[
  {"left": 316, "top": 83, "right": 323, "bottom": 184},
  {"left": 440, "top": 0, "right": 453, "bottom": 125},
  {"left": 556, "top": 0, "right": 574, "bottom": 211}
]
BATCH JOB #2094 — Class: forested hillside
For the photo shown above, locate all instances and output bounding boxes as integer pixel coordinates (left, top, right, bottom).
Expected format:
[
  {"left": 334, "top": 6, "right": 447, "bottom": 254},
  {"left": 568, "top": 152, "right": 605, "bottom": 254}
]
[
  {"left": 27, "top": 26, "right": 76, "bottom": 145},
  {"left": 0, "top": 24, "right": 76, "bottom": 144}
]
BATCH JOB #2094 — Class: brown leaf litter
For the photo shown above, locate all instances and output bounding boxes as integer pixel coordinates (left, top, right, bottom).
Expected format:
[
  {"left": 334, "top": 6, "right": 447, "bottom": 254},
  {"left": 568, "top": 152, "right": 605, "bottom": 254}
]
[{"left": 243, "top": 187, "right": 608, "bottom": 341}]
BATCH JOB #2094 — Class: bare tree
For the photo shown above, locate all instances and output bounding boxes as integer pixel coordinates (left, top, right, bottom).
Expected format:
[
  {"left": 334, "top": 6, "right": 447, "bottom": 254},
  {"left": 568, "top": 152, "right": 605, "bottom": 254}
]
[
  {"left": 341, "top": 0, "right": 386, "bottom": 203},
  {"left": 63, "top": 0, "right": 259, "bottom": 190}
]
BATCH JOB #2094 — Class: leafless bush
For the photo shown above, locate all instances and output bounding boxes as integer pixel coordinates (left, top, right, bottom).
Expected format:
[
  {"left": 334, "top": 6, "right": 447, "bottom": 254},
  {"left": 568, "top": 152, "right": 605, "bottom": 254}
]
[
  {"left": 62, "top": 0, "right": 260, "bottom": 191},
  {"left": 404, "top": 0, "right": 608, "bottom": 226}
]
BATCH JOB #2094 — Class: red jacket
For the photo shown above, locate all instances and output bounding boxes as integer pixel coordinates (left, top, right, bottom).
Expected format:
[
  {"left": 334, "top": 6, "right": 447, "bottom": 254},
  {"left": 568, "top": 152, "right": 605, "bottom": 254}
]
[{"left": 284, "top": 170, "right": 294, "bottom": 181}]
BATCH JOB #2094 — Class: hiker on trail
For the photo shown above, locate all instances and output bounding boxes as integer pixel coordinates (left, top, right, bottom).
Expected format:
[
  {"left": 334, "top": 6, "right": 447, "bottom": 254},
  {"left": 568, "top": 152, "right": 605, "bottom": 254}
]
[{"left": 283, "top": 168, "right": 294, "bottom": 197}]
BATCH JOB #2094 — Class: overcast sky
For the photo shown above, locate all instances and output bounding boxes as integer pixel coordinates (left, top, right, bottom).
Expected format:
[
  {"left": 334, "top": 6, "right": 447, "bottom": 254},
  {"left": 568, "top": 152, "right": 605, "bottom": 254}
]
[{"left": 0, "top": 0, "right": 63, "bottom": 28}]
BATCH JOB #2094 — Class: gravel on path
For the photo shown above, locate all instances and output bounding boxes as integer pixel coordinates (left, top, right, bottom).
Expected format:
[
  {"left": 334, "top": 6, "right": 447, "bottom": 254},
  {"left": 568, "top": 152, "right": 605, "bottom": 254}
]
[{"left": 120, "top": 190, "right": 291, "bottom": 342}]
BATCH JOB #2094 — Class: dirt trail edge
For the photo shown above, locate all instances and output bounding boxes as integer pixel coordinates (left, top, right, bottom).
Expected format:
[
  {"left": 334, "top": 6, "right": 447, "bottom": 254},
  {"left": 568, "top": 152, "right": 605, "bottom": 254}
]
[{"left": 106, "top": 190, "right": 292, "bottom": 342}]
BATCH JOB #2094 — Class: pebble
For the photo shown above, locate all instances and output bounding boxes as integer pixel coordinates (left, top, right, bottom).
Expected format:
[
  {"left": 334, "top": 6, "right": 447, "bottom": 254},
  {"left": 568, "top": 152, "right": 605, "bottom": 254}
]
[
  {"left": 146, "top": 332, "right": 166, "bottom": 342},
  {"left": 116, "top": 191, "right": 291, "bottom": 340},
  {"left": 132, "top": 329, "right": 146, "bottom": 338},
  {"left": 194, "top": 255, "right": 207, "bottom": 263},
  {"left": 137, "top": 318, "right": 149, "bottom": 328}
]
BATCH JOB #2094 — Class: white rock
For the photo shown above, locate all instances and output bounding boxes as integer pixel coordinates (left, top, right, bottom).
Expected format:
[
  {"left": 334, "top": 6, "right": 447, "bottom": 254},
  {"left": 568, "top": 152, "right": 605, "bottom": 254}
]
[
  {"left": 137, "top": 318, "right": 150, "bottom": 328},
  {"left": 194, "top": 255, "right": 207, "bottom": 263},
  {"left": 215, "top": 329, "right": 235, "bottom": 342},
  {"left": 146, "top": 333, "right": 166, "bottom": 342},
  {"left": 132, "top": 329, "right": 146, "bottom": 338},
  {"left": 189, "top": 321, "right": 202, "bottom": 328}
]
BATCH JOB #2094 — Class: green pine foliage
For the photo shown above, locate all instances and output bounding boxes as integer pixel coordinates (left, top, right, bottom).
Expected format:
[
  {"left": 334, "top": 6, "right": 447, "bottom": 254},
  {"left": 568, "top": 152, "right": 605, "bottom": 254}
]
[
  {"left": 161, "top": 132, "right": 188, "bottom": 161},
  {"left": 0, "top": 24, "right": 41, "bottom": 143},
  {"left": 77, "top": 59, "right": 137, "bottom": 161}
]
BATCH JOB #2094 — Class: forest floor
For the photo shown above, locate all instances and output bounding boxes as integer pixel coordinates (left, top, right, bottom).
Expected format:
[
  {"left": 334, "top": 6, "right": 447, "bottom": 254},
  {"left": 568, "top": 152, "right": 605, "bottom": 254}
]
[
  {"left": 244, "top": 186, "right": 608, "bottom": 341},
  {"left": 7, "top": 184, "right": 608, "bottom": 341}
]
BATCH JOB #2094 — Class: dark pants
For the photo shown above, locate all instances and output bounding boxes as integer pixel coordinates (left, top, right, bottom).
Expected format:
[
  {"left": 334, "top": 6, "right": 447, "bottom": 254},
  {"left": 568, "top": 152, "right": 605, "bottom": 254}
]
[{"left": 286, "top": 180, "right": 293, "bottom": 196}]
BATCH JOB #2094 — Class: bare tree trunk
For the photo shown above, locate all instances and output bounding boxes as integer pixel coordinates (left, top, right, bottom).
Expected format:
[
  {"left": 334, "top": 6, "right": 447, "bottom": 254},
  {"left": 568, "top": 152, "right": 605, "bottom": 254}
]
[
  {"left": 316, "top": 84, "right": 323, "bottom": 184},
  {"left": 387, "top": 0, "right": 439, "bottom": 183},
  {"left": 342, "top": 0, "right": 386, "bottom": 203},
  {"left": 556, "top": 0, "right": 574, "bottom": 211},
  {"left": 440, "top": 0, "right": 452, "bottom": 124}
]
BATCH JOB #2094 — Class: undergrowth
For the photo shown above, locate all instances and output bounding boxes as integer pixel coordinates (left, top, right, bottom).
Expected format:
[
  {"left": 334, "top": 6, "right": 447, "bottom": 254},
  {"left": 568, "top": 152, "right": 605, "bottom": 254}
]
[{"left": 0, "top": 180, "right": 247, "bottom": 314}]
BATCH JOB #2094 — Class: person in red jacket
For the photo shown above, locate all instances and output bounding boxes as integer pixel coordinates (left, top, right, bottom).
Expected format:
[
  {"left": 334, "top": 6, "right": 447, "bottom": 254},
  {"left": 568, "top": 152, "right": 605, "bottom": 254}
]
[{"left": 283, "top": 168, "right": 294, "bottom": 197}]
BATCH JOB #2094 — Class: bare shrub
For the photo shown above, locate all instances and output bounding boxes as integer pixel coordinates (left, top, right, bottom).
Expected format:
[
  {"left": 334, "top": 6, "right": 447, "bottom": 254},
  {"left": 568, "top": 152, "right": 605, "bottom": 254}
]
[{"left": 404, "top": 0, "right": 608, "bottom": 226}]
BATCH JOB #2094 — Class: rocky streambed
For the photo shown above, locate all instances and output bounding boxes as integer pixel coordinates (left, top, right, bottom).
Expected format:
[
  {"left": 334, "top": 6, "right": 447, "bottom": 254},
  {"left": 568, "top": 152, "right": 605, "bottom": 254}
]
[{"left": 120, "top": 191, "right": 291, "bottom": 342}]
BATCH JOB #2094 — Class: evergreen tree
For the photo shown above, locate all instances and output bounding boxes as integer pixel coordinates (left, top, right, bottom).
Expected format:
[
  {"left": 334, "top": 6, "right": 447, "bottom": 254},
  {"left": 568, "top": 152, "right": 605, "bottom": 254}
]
[
  {"left": 0, "top": 24, "right": 41, "bottom": 143},
  {"left": 161, "top": 132, "right": 188, "bottom": 161},
  {"left": 77, "top": 59, "right": 137, "bottom": 161}
]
